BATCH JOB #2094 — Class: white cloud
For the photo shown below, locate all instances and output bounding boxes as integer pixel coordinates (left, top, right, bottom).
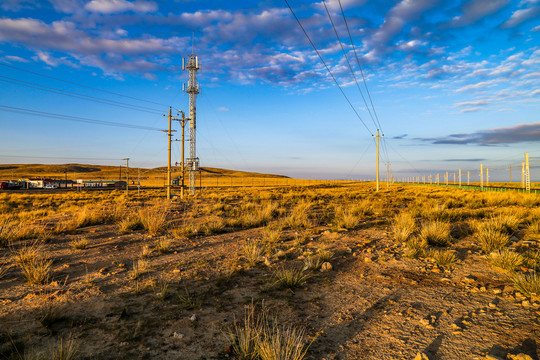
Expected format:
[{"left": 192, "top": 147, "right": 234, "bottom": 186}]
[
  {"left": 460, "top": 107, "right": 481, "bottom": 113},
  {"left": 3, "top": 55, "right": 29, "bottom": 62},
  {"left": 502, "top": 6, "right": 540, "bottom": 27},
  {"left": 217, "top": 107, "right": 229, "bottom": 112},
  {"left": 85, "top": 0, "right": 157, "bottom": 14},
  {"left": 455, "top": 100, "right": 490, "bottom": 107},
  {"left": 450, "top": 0, "right": 510, "bottom": 27}
]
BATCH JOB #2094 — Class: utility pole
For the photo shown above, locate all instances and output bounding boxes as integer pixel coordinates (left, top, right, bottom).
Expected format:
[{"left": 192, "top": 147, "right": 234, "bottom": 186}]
[
  {"left": 521, "top": 162, "right": 525, "bottom": 188},
  {"left": 525, "top": 153, "right": 530, "bottom": 192},
  {"left": 467, "top": 170, "right": 470, "bottom": 185},
  {"left": 373, "top": 129, "right": 383, "bottom": 191},
  {"left": 386, "top": 162, "right": 389, "bottom": 190},
  {"left": 183, "top": 50, "right": 200, "bottom": 195},
  {"left": 138, "top": 168, "right": 140, "bottom": 196},
  {"left": 459, "top": 169, "right": 461, "bottom": 186},
  {"left": 123, "top": 158, "right": 129, "bottom": 197},
  {"left": 480, "top": 163, "right": 483, "bottom": 190},
  {"left": 486, "top": 168, "right": 489, "bottom": 186},
  {"left": 509, "top": 165, "right": 512, "bottom": 183},
  {"left": 163, "top": 107, "right": 178, "bottom": 200}
]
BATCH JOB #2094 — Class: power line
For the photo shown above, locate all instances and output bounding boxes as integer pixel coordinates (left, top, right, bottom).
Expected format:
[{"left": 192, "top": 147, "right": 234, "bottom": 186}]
[
  {"left": 0, "top": 105, "right": 162, "bottom": 131},
  {"left": 322, "top": 0, "right": 378, "bottom": 131},
  {"left": 0, "top": 154, "right": 123, "bottom": 161},
  {"left": 0, "top": 62, "right": 169, "bottom": 108},
  {"left": 337, "top": 0, "right": 381, "bottom": 131},
  {"left": 284, "top": 0, "right": 374, "bottom": 136},
  {"left": 0, "top": 76, "right": 163, "bottom": 115}
]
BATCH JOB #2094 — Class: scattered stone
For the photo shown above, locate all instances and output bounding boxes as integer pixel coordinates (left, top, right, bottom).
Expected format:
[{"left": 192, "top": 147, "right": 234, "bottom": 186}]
[
  {"left": 320, "top": 262, "right": 332, "bottom": 272},
  {"left": 463, "top": 275, "right": 476, "bottom": 284},
  {"left": 172, "top": 332, "right": 184, "bottom": 339},
  {"left": 414, "top": 353, "right": 429, "bottom": 360},
  {"left": 364, "top": 257, "right": 372, "bottom": 263},
  {"left": 190, "top": 314, "right": 197, "bottom": 322},
  {"left": 485, "top": 355, "right": 503, "bottom": 360},
  {"left": 521, "top": 300, "right": 530, "bottom": 307},
  {"left": 99, "top": 267, "right": 108, "bottom": 274},
  {"left": 451, "top": 324, "right": 462, "bottom": 330},
  {"left": 493, "top": 288, "right": 502, "bottom": 295},
  {"left": 507, "top": 354, "right": 534, "bottom": 360},
  {"left": 264, "top": 257, "right": 273, "bottom": 267},
  {"left": 419, "top": 319, "right": 430, "bottom": 326},
  {"left": 452, "top": 330, "right": 463, "bottom": 335}
]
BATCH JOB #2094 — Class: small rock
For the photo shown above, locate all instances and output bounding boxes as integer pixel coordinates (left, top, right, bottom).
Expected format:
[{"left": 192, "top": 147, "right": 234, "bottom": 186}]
[
  {"left": 172, "top": 332, "right": 184, "bottom": 339},
  {"left": 452, "top": 330, "right": 463, "bottom": 335},
  {"left": 507, "top": 354, "right": 533, "bottom": 360},
  {"left": 414, "top": 353, "right": 429, "bottom": 360},
  {"left": 320, "top": 262, "right": 333, "bottom": 272},
  {"left": 263, "top": 257, "right": 273, "bottom": 267},
  {"left": 364, "top": 257, "right": 372, "bottom": 263},
  {"left": 493, "top": 288, "right": 502, "bottom": 295},
  {"left": 190, "top": 314, "right": 197, "bottom": 322},
  {"left": 99, "top": 267, "right": 108, "bottom": 274},
  {"left": 485, "top": 355, "right": 503, "bottom": 360},
  {"left": 521, "top": 300, "right": 530, "bottom": 307},
  {"left": 463, "top": 275, "right": 476, "bottom": 284}
]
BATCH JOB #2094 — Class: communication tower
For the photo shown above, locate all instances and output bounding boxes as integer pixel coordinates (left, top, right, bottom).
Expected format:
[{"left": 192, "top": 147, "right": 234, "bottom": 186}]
[{"left": 182, "top": 53, "right": 200, "bottom": 195}]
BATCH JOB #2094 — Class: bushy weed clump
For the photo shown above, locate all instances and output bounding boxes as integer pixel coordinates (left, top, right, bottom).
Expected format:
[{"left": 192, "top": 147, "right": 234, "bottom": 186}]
[
  {"left": 419, "top": 221, "right": 451, "bottom": 246},
  {"left": 391, "top": 212, "right": 416, "bottom": 243},
  {"left": 489, "top": 250, "right": 524, "bottom": 271}
]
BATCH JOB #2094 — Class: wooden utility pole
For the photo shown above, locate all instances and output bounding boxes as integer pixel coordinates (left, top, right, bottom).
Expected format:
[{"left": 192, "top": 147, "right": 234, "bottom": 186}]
[
  {"left": 480, "top": 163, "right": 483, "bottom": 190},
  {"left": 486, "top": 168, "right": 489, "bottom": 186},
  {"left": 467, "top": 170, "right": 470, "bottom": 185},
  {"left": 373, "top": 130, "right": 383, "bottom": 191},
  {"left": 386, "top": 162, "right": 390, "bottom": 190},
  {"left": 509, "top": 165, "right": 512, "bottom": 183},
  {"left": 521, "top": 162, "right": 525, "bottom": 188},
  {"left": 459, "top": 169, "right": 461, "bottom": 186},
  {"left": 123, "top": 158, "right": 129, "bottom": 197},
  {"left": 525, "top": 153, "right": 530, "bottom": 192}
]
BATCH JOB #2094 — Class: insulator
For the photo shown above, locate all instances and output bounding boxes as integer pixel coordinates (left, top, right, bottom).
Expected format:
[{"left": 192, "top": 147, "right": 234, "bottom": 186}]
[{"left": 182, "top": 58, "right": 185, "bottom": 71}]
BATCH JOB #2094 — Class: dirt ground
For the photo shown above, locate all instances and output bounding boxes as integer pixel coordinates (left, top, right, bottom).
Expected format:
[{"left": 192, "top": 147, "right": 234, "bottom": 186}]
[{"left": 0, "top": 184, "right": 539, "bottom": 359}]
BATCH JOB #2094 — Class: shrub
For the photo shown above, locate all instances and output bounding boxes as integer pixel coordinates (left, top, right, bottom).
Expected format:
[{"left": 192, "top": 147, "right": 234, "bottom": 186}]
[
  {"left": 391, "top": 212, "right": 416, "bottom": 243},
  {"left": 70, "top": 238, "right": 88, "bottom": 250},
  {"left": 272, "top": 267, "right": 310, "bottom": 289},
  {"left": 511, "top": 272, "right": 540, "bottom": 299},
  {"left": 427, "top": 249, "right": 456, "bottom": 267},
  {"left": 243, "top": 240, "right": 265, "bottom": 267},
  {"left": 404, "top": 237, "right": 427, "bottom": 258},
  {"left": 262, "top": 227, "right": 281, "bottom": 243},
  {"left": 129, "top": 259, "right": 149, "bottom": 280},
  {"left": 477, "top": 228, "right": 509, "bottom": 253},
  {"left": 334, "top": 207, "right": 360, "bottom": 230},
  {"left": 155, "top": 238, "right": 171, "bottom": 254},
  {"left": 20, "top": 257, "right": 52, "bottom": 285},
  {"left": 117, "top": 216, "right": 144, "bottom": 234},
  {"left": 419, "top": 221, "right": 451, "bottom": 246},
  {"left": 138, "top": 204, "right": 168, "bottom": 236},
  {"left": 489, "top": 250, "right": 524, "bottom": 271}
]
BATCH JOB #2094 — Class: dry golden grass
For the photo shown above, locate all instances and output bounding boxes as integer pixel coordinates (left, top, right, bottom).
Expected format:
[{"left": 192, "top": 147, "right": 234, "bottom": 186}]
[
  {"left": 391, "top": 212, "right": 416, "bottom": 243},
  {"left": 419, "top": 221, "right": 451, "bottom": 246},
  {"left": 489, "top": 250, "right": 524, "bottom": 271},
  {"left": 138, "top": 203, "right": 169, "bottom": 236}
]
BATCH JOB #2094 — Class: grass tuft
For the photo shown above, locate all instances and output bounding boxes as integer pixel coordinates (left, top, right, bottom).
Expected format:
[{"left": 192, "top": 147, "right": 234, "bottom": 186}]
[
  {"left": 69, "top": 238, "right": 88, "bottom": 250},
  {"left": 138, "top": 203, "right": 168, "bottom": 236},
  {"left": 404, "top": 237, "right": 427, "bottom": 258},
  {"left": 477, "top": 227, "right": 510, "bottom": 254},
  {"left": 243, "top": 239, "right": 266, "bottom": 267},
  {"left": 129, "top": 259, "right": 149, "bottom": 280},
  {"left": 511, "top": 272, "right": 540, "bottom": 299},
  {"left": 272, "top": 267, "right": 310, "bottom": 289},
  {"left": 155, "top": 238, "right": 171, "bottom": 254},
  {"left": 427, "top": 249, "right": 456, "bottom": 267},
  {"left": 489, "top": 250, "right": 524, "bottom": 271},
  {"left": 418, "top": 221, "right": 451, "bottom": 246},
  {"left": 391, "top": 212, "right": 416, "bottom": 243}
]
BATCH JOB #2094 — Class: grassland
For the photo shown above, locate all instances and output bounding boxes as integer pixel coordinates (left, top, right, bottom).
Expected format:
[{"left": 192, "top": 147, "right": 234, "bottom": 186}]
[{"left": 0, "top": 181, "right": 539, "bottom": 359}]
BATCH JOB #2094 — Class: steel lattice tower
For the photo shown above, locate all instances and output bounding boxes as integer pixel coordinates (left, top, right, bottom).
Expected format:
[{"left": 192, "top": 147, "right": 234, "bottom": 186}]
[{"left": 183, "top": 54, "right": 199, "bottom": 195}]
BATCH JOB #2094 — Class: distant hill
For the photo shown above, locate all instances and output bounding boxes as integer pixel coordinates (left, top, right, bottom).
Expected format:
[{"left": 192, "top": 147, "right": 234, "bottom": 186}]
[{"left": 0, "top": 163, "right": 290, "bottom": 181}]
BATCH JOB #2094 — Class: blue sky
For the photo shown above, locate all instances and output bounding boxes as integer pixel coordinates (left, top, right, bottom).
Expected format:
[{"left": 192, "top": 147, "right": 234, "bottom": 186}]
[{"left": 0, "top": 0, "right": 539, "bottom": 180}]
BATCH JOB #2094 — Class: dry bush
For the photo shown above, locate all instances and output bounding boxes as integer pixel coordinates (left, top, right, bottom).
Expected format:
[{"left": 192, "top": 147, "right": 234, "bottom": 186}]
[
  {"left": 526, "top": 220, "right": 540, "bottom": 236},
  {"left": 523, "top": 250, "right": 540, "bottom": 269},
  {"left": 243, "top": 239, "right": 266, "bottom": 267},
  {"left": 72, "top": 205, "right": 111, "bottom": 228},
  {"left": 489, "top": 250, "right": 524, "bottom": 271},
  {"left": 419, "top": 221, "right": 451, "bottom": 246},
  {"left": 204, "top": 217, "right": 227, "bottom": 235},
  {"left": 70, "top": 237, "right": 88, "bottom": 250},
  {"left": 20, "top": 256, "right": 52, "bottom": 285},
  {"left": 262, "top": 227, "right": 281, "bottom": 243},
  {"left": 140, "top": 245, "right": 153, "bottom": 259},
  {"left": 225, "top": 303, "right": 310, "bottom": 360},
  {"left": 129, "top": 259, "right": 149, "bottom": 280},
  {"left": 511, "top": 272, "right": 540, "bottom": 299},
  {"left": 117, "top": 215, "right": 144, "bottom": 234},
  {"left": 303, "top": 255, "right": 323, "bottom": 271},
  {"left": 491, "top": 213, "right": 521, "bottom": 235},
  {"left": 155, "top": 238, "right": 171, "bottom": 254},
  {"left": 138, "top": 203, "right": 169, "bottom": 236},
  {"left": 404, "top": 237, "right": 427, "bottom": 258},
  {"left": 317, "top": 249, "right": 334, "bottom": 262},
  {"left": 426, "top": 249, "right": 456, "bottom": 267},
  {"left": 476, "top": 226, "right": 510, "bottom": 253},
  {"left": 391, "top": 212, "right": 416, "bottom": 243},
  {"left": 334, "top": 207, "right": 360, "bottom": 230},
  {"left": 271, "top": 267, "right": 310, "bottom": 289}
]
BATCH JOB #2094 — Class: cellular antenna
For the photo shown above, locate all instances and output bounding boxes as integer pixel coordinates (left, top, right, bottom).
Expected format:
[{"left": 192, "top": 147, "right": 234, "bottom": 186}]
[{"left": 182, "top": 41, "right": 200, "bottom": 195}]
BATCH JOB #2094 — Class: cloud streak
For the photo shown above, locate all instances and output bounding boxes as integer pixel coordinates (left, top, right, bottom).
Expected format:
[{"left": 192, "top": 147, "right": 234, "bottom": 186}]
[{"left": 419, "top": 122, "right": 540, "bottom": 144}]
